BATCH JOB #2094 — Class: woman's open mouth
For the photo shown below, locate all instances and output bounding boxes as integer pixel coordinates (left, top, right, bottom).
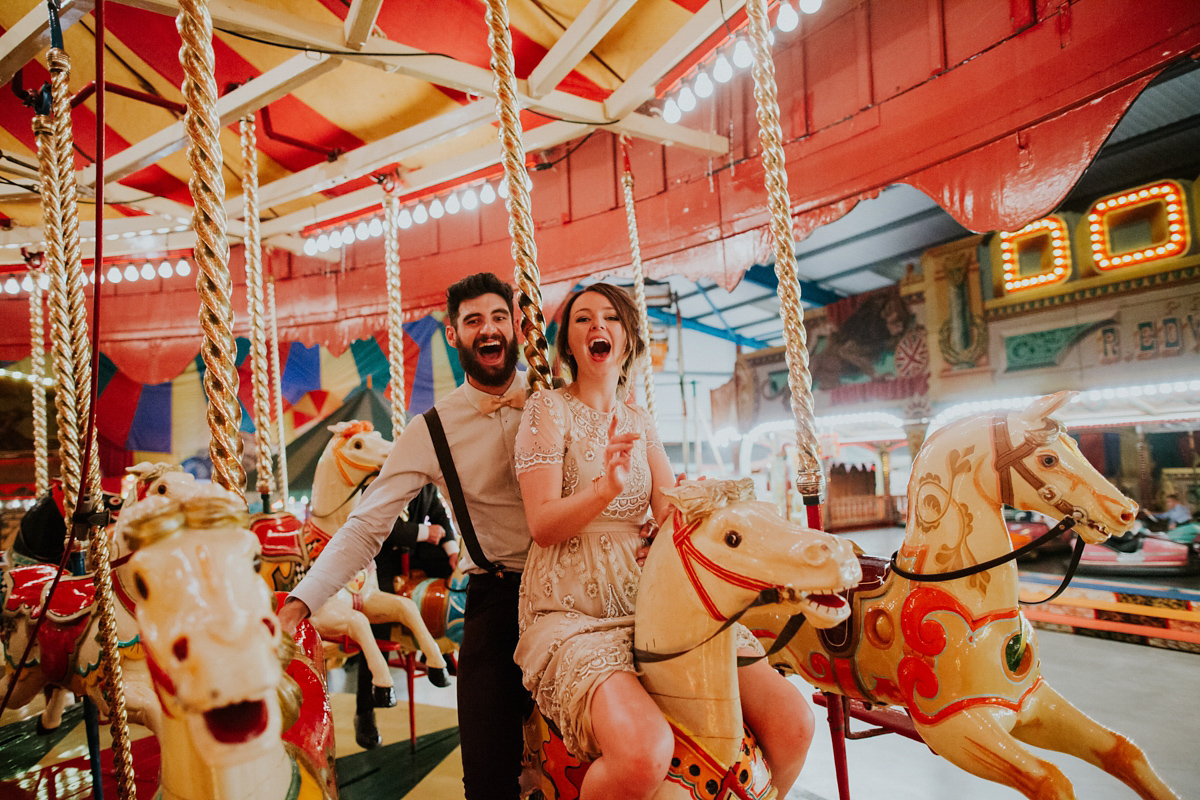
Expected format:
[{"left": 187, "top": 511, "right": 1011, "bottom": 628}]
[
  {"left": 587, "top": 339, "right": 611, "bottom": 361},
  {"left": 203, "top": 699, "right": 269, "bottom": 744}
]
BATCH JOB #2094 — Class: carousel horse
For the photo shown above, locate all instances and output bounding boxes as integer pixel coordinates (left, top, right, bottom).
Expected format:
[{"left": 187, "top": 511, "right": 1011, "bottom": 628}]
[
  {"left": 117, "top": 485, "right": 335, "bottom": 800},
  {"left": 745, "top": 392, "right": 1180, "bottom": 800},
  {"left": 0, "top": 462, "right": 197, "bottom": 735},
  {"left": 258, "top": 420, "right": 448, "bottom": 695},
  {"left": 527, "top": 478, "right": 862, "bottom": 799}
]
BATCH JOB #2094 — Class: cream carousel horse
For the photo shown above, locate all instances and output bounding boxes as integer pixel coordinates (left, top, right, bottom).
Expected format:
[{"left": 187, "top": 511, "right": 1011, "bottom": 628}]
[
  {"left": 745, "top": 392, "right": 1180, "bottom": 800},
  {"left": 527, "top": 478, "right": 862, "bottom": 798},
  {"left": 117, "top": 485, "right": 334, "bottom": 800},
  {"left": 0, "top": 462, "right": 197, "bottom": 735},
  {"left": 295, "top": 421, "right": 447, "bottom": 692}
]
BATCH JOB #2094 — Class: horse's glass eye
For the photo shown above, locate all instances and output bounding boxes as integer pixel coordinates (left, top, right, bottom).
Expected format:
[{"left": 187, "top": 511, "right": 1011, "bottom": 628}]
[
  {"left": 1040, "top": 454, "right": 1058, "bottom": 468},
  {"left": 252, "top": 554, "right": 262, "bottom": 573},
  {"left": 156, "top": 484, "right": 167, "bottom": 494},
  {"left": 725, "top": 531, "right": 742, "bottom": 548},
  {"left": 134, "top": 573, "right": 149, "bottom": 599},
  {"left": 353, "top": 440, "right": 363, "bottom": 449}
]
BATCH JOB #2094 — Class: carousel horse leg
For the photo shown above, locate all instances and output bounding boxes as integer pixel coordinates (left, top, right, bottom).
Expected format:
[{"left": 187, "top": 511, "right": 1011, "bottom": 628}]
[
  {"left": 309, "top": 599, "right": 397, "bottom": 706},
  {"left": 1, "top": 668, "right": 47, "bottom": 722},
  {"left": 38, "top": 686, "right": 68, "bottom": 733},
  {"left": 1010, "top": 682, "right": 1181, "bottom": 800},
  {"left": 914, "top": 709, "right": 1077, "bottom": 800},
  {"left": 361, "top": 592, "right": 449, "bottom": 682}
]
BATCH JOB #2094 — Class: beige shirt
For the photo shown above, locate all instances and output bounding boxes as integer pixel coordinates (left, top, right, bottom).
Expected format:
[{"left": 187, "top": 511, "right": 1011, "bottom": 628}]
[{"left": 290, "top": 370, "right": 531, "bottom": 614}]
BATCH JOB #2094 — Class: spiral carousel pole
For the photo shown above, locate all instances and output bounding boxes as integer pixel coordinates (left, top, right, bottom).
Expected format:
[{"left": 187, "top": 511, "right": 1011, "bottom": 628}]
[
  {"left": 28, "top": 266, "right": 49, "bottom": 496},
  {"left": 45, "top": 38, "right": 138, "bottom": 798},
  {"left": 483, "top": 0, "right": 552, "bottom": 391},
  {"left": 383, "top": 181, "right": 408, "bottom": 436},
  {"left": 242, "top": 114, "right": 275, "bottom": 509},
  {"left": 744, "top": 0, "right": 824, "bottom": 523},
  {"left": 177, "top": 0, "right": 245, "bottom": 494},
  {"left": 618, "top": 136, "right": 658, "bottom": 422},
  {"left": 266, "top": 275, "right": 290, "bottom": 500}
]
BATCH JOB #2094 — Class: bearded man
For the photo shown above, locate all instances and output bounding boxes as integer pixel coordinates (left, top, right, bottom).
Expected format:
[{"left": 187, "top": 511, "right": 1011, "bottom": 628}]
[{"left": 280, "top": 272, "right": 533, "bottom": 799}]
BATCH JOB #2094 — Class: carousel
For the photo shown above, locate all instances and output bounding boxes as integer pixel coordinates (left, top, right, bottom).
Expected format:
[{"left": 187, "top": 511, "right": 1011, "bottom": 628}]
[{"left": 1, "top": 1, "right": 1198, "bottom": 799}]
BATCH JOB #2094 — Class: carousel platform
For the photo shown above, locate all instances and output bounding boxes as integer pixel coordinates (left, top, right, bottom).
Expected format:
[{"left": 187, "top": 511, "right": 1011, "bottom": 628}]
[{"left": 2, "top": 627, "right": 1197, "bottom": 800}]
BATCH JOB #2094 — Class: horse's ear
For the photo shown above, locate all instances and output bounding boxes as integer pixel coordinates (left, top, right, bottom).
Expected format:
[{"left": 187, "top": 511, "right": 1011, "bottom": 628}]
[
  {"left": 127, "top": 461, "right": 156, "bottom": 478},
  {"left": 1018, "top": 391, "right": 1075, "bottom": 424},
  {"left": 327, "top": 421, "right": 353, "bottom": 435}
]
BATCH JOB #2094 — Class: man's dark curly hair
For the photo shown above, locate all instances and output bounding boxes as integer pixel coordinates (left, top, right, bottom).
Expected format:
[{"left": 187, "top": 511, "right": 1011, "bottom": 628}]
[{"left": 445, "top": 272, "right": 515, "bottom": 326}]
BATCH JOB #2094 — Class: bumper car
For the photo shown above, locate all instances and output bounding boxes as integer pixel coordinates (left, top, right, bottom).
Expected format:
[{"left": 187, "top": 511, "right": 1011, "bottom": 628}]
[{"left": 1076, "top": 521, "right": 1200, "bottom": 575}]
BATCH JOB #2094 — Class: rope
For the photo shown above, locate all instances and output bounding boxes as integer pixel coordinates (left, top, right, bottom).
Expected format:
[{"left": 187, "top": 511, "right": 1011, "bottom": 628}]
[
  {"left": 744, "top": 0, "right": 822, "bottom": 499},
  {"left": 242, "top": 114, "right": 275, "bottom": 499},
  {"left": 48, "top": 47, "right": 137, "bottom": 799},
  {"left": 178, "top": 0, "right": 245, "bottom": 493},
  {"left": 618, "top": 136, "right": 657, "bottom": 421},
  {"left": 383, "top": 185, "right": 407, "bottom": 436},
  {"left": 266, "top": 277, "right": 290, "bottom": 498},
  {"left": 483, "top": 0, "right": 552, "bottom": 391},
  {"left": 28, "top": 269, "right": 49, "bottom": 496}
]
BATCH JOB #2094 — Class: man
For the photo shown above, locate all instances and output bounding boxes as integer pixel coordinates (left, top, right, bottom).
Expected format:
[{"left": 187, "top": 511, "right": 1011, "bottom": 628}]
[
  {"left": 353, "top": 483, "right": 459, "bottom": 749},
  {"left": 280, "top": 272, "right": 532, "bottom": 798},
  {"left": 1147, "top": 494, "right": 1193, "bottom": 529}
]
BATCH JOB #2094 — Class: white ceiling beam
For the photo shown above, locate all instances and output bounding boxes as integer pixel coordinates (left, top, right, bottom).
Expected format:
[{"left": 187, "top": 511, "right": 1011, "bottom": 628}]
[
  {"left": 342, "top": 0, "right": 384, "bottom": 50},
  {"left": 260, "top": 120, "right": 588, "bottom": 239},
  {"left": 229, "top": 101, "right": 496, "bottom": 218},
  {"left": 527, "top": 0, "right": 637, "bottom": 99},
  {"left": 77, "top": 52, "right": 335, "bottom": 187},
  {"left": 603, "top": 0, "right": 747, "bottom": 120},
  {"left": 0, "top": 0, "right": 96, "bottom": 88},
  {"left": 601, "top": 114, "right": 726, "bottom": 156}
]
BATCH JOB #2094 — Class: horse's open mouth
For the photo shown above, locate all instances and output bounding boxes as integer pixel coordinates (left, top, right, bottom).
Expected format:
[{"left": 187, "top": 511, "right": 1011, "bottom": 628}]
[
  {"left": 803, "top": 592, "right": 847, "bottom": 610},
  {"left": 203, "top": 699, "right": 269, "bottom": 744}
]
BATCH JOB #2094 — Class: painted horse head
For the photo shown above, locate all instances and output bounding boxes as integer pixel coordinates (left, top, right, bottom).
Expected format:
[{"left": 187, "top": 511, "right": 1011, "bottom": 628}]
[
  {"left": 640, "top": 478, "right": 862, "bottom": 632},
  {"left": 118, "top": 485, "right": 286, "bottom": 767}
]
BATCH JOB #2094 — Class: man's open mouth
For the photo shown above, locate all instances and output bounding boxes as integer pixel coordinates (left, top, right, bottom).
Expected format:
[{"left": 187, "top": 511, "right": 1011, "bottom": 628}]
[
  {"left": 476, "top": 339, "right": 505, "bottom": 364},
  {"left": 588, "top": 339, "right": 611, "bottom": 360}
]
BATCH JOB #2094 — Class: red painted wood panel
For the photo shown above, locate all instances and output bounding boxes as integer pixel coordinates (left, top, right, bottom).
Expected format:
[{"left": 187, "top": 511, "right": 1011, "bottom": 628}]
[
  {"left": 943, "top": 0, "right": 1017, "bottom": 67},
  {"left": 436, "top": 203, "right": 483, "bottom": 251},
  {"left": 869, "top": 0, "right": 945, "bottom": 100},
  {"left": 568, "top": 132, "right": 617, "bottom": 221},
  {"left": 774, "top": 35, "right": 808, "bottom": 141},
  {"left": 806, "top": 5, "right": 872, "bottom": 130},
  {"left": 627, "top": 138, "right": 666, "bottom": 202},
  {"left": 480, "top": 192, "right": 513, "bottom": 243}
]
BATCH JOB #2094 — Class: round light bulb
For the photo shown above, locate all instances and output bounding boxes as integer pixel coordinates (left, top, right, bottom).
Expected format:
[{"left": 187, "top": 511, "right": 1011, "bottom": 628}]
[
  {"left": 694, "top": 71, "right": 714, "bottom": 98},
  {"left": 677, "top": 86, "right": 696, "bottom": 112},
  {"left": 124, "top": 265, "right": 139, "bottom": 282},
  {"left": 777, "top": 1, "right": 799, "bottom": 31},
  {"left": 798, "top": 0, "right": 822, "bottom": 13},
  {"left": 429, "top": 198, "right": 445, "bottom": 219},
  {"left": 342, "top": 225, "right": 355, "bottom": 243},
  {"left": 355, "top": 221, "right": 370, "bottom": 240},
  {"left": 141, "top": 263, "right": 156, "bottom": 280},
  {"left": 329, "top": 229, "right": 343, "bottom": 249},
  {"left": 5, "top": 277, "right": 20, "bottom": 293},
  {"left": 158, "top": 261, "right": 173, "bottom": 278},
  {"left": 462, "top": 188, "right": 478, "bottom": 210},
  {"left": 445, "top": 193, "right": 461, "bottom": 214},
  {"left": 316, "top": 234, "right": 330, "bottom": 252},
  {"left": 398, "top": 209, "right": 413, "bottom": 229},
  {"left": 368, "top": 218, "right": 384, "bottom": 237},
  {"left": 713, "top": 55, "right": 733, "bottom": 83},
  {"left": 303, "top": 237, "right": 318, "bottom": 256},
  {"left": 175, "top": 260, "right": 191, "bottom": 277},
  {"left": 663, "top": 98, "right": 682, "bottom": 124},
  {"left": 733, "top": 39, "right": 753, "bottom": 69},
  {"left": 413, "top": 203, "right": 428, "bottom": 224},
  {"left": 480, "top": 183, "right": 496, "bottom": 204},
  {"left": 497, "top": 181, "right": 509, "bottom": 199},
  {"left": 38, "top": 273, "right": 49, "bottom": 290},
  {"left": 105, "top": 266, "right": 121, "bottom": 284},
  {"left": 21, "top": 275, "right": 33, "bottom": 292}
]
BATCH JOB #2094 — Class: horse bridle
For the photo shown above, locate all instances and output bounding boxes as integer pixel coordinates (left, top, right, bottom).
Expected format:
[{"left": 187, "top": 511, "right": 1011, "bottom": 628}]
[
  {"left": 632, "top": 508, "right": 806, "bottom": 667},
  {"left": 889, "top": 414, "right": 1088, "bottom": 605},
  {"left": 311, "top": 432, "right": 382, "bottom": 519}
]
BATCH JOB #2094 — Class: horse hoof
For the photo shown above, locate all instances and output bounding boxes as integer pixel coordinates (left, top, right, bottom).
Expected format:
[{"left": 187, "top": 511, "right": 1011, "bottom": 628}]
[
  {"left": 372, "top": 685, "right": 397, "bottom": 708},
  {"left": 427, "top": 667, "right": 450, "bottom": 688},
  {"left": 35, "top": 718, "right": 58, "bottom": 736},
  {"left": 354, "top": 713, "right": 382, "bottom": 749}
]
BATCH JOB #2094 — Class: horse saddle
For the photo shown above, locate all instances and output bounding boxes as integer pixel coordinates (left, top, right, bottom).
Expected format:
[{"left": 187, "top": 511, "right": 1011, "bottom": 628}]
[{"left": 817, "top": 554, "right": 892, "bottom": 655}]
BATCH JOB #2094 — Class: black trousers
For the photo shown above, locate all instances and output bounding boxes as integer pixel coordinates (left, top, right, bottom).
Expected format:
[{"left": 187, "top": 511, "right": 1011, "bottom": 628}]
[{"left": 457, "top": 571, "right": 532, "bottom": 800}]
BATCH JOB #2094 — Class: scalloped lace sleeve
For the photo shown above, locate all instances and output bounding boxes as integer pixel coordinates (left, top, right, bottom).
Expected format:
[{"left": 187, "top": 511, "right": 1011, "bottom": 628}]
[
  {"left": 632, "top": 404, "right": 666, "bottom": 459},
  {"left": 515, "top": 389, "right": 567, "bottom": 475}
]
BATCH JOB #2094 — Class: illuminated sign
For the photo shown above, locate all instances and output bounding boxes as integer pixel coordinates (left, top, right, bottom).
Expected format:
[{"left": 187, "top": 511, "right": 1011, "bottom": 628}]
[
  {"left": 998, "top": 216, "right": 1072, "bottom": 293},
  {"left": 1085, "top": 181, "right": 1191, "bottom": 271}
]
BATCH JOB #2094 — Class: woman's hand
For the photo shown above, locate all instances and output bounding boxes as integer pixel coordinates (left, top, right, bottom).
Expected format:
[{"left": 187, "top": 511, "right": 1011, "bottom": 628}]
[{"left": 597, "top": 413, "right": 639, "bottom": 502}]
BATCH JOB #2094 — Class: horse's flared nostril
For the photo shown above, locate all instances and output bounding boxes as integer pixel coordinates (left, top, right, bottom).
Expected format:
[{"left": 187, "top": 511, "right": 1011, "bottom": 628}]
[
  {"left": 263, "top": 617, "right": 277, "bottom": 636},
  {"left": 1120, "top": 510, "right": 1134, "bottom": 524},
  {"left": 173, "top": 637, "right": 189, "bottom": 661}
]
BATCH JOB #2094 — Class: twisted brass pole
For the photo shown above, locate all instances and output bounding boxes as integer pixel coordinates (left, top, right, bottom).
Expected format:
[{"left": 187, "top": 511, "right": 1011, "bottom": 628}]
[
  {"left": 266, "top": 277, "right": 290, "bottom": 499},
  {"left": 618, "top": 138, "right": 657, "bottom": 422},
  {"left": 178, "top": 0, "right": 245, "bottom": 493},
  {"left": 745, "top": 0, "right": 822, "bottom": 499},
  {"left": 242, "top": 114, "right": 275, "bottom": 500},
  {"left": 29, "top": 269, "right": 49, "bottom": 496},
  {"left": 383, "top": 187, "right": 407, "bottom": 436},
  {"left": 47, "top": 48, "right": 137, "bottom": 799},
  {"left": 483, "top": 0, "right": 552, "bottom": 391}
]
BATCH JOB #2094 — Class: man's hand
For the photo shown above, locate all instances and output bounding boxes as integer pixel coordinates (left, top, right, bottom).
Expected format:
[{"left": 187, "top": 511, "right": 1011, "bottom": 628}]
[
  {"left": 426, "top": 523, "right": 446, "bottom": 545},
  {"left": 635, "top": 519, "right": 658, "bottom": 568},
  {"left": 276, "top": 597, "right": 311, "bottom": 637},
  {"left": 447, "top": 552, "right": 459, "bottom": 570}
]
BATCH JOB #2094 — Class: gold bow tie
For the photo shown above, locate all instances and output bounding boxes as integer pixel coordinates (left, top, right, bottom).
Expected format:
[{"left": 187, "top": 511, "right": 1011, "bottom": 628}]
[{"left": 479, "top": 390, "right": 526, "bottom": 414}]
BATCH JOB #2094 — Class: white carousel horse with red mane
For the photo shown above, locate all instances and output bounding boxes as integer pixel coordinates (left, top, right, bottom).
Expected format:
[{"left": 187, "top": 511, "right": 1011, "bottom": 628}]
[
  {"left": 117, "top": 485, "right": 335, "bottom": 800},
  {"left": 251, "top": 420, "right": 448, "bottom": 699},
  {"left": 527, "top": 477, "right": 862, "bottom": 798},
  {"left": 744, "top": 392, "right": 1181, "bottom": 800}
]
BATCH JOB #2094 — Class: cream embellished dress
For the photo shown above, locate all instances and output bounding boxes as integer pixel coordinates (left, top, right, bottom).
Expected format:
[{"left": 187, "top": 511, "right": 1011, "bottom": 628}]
[{"left": 513, "top": 387, "right": 662, "bottom": 759}]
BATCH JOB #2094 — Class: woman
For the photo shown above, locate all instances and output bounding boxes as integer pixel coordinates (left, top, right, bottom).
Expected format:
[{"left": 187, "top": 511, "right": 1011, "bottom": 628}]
[{"left": 514, "top": 283, "right": 813, "bottom": 800}]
